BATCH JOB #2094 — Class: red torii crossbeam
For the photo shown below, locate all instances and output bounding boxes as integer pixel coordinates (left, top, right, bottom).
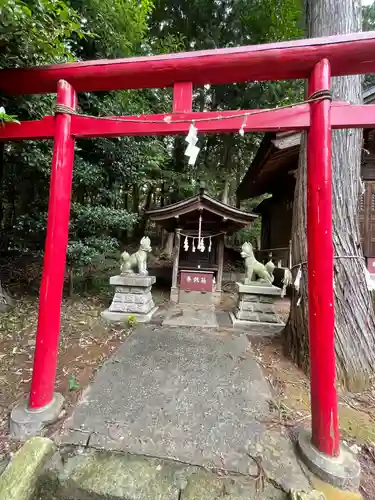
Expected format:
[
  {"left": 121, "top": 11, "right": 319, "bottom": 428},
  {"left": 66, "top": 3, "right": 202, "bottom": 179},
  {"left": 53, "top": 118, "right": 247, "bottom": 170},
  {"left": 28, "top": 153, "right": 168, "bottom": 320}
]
[{"left": 2, "top": 31, "right": 375, "bottom": 484}]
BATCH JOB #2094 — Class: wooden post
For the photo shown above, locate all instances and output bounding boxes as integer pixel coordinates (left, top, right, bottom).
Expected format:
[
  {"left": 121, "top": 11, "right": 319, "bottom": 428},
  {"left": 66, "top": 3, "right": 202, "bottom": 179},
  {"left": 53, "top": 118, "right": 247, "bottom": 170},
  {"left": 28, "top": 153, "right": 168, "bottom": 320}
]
[
  {"left": 216, "top": 233, "right": 225, "bottom": 292},
  {"left": 171, "top": 228, "right": 181, "bottom": 302},
  {"left": 29, "top": 80, "right": 77, "bottom": 410},
  {"left": 307, "top": 59, "right": 340, "bottom": 457}
]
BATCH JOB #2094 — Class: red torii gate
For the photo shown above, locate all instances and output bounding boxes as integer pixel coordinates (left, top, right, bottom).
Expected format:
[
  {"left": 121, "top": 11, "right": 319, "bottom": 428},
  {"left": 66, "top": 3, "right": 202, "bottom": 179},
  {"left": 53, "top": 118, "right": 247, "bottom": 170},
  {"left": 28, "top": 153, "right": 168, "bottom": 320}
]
[{"left": 2, "top": 31, "right": 375, "bottom": 485}]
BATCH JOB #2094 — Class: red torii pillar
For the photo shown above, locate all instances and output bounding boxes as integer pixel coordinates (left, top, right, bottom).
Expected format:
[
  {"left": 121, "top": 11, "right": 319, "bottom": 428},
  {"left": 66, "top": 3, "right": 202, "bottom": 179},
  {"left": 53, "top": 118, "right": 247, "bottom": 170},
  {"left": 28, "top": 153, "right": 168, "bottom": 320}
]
[
  {"left": 306, "top": 59, "right": 339, "bottom": 457},
  {"left": 298, "top": 59, "right": 359, "bottom": 487},
  {"left": 10, "top": 80, "right": 76, "bottom": 434}
]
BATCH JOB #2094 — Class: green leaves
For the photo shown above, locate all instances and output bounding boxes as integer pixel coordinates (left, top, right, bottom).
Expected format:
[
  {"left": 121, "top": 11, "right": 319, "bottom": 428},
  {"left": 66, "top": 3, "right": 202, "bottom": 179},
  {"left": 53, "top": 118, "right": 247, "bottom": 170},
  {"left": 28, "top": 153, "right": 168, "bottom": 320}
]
[
  {"left": 68, "top": 374, "right": 80, "bottom": 392},
  {"left": 0, "top": 106, "right": 20, "bottom": 125},
  {"left": 0, "top": 0, "right": 85, "bottom": 67}
]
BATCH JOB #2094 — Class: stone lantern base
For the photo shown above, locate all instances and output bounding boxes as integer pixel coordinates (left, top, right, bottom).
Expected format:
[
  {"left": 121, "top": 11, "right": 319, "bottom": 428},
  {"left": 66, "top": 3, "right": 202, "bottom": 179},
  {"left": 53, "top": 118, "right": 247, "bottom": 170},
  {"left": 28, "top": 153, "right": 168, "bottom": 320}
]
[
  {"left": 230, "top": 282, "right": 284, "bottom": 335},
  {"left": 101, "top": 274, "right": 158, "bottom": 323}
]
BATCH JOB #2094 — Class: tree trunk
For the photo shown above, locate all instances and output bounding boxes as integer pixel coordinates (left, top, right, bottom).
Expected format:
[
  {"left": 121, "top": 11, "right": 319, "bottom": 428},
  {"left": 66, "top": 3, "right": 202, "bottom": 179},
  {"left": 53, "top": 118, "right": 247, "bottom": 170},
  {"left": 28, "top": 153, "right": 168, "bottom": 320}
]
[
  {"left": 161, "top": 232, "right": 174, "bottom": 259},
  {"left": 0, "top": 280, "right": 14, "bottom": 313},
  {"left": 222, "top": 179, "right": 230, "bottom": 205},
  {"left": 0, "top": 143, "right": 4, "bottom": 242},
  {"left": 136, "top": 185, "right": 155, "bottom": 238},
  {"left": 284, "top": 0, "right": 375, "bottom": 391}
]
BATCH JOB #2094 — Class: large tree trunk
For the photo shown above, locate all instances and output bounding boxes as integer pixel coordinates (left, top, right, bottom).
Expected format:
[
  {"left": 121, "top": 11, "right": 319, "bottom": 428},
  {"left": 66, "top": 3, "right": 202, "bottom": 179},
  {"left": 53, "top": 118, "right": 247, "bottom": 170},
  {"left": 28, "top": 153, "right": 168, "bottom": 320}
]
[
  {"left": 284, "top": 0, "right": 375, "bottom": 391},
  {"left": 161, "top": 232, "right": 174, "bottom": 259},
  {"left": 0, "top": 280, "right": 14, "bottom": 313}
]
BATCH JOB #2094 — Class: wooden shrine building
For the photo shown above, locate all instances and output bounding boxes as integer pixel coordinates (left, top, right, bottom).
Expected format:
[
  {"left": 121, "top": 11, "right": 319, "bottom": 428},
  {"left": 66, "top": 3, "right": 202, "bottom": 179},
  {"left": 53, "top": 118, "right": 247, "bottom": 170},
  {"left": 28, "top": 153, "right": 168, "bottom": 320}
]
[
  {"left": 147, "top": 186, "right": 256, "bottom": 303},
  {"left": 236, "top": 86, "right": 375, "bottom": 267}
]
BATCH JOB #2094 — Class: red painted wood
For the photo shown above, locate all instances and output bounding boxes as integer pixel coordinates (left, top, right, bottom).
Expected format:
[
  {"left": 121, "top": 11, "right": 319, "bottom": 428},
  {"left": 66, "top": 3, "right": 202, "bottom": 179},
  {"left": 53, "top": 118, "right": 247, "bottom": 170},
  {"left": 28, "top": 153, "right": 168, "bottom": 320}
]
[
  {"left": 0, "top": 116, "right": 54, "bottom": 141},
  {"left": 173, "top": 82, "right": 193, "bottom": 112},
  {"left": 0, "top": 106, "right": 310, "bottom": 141},
  {"left": 0, "top": 102, "right": 374, "bottom": 142},
  {"left": 180, "top": 271, "right": 213, "bottom": 292},
  {"left": 307, "top": 60, "right": 340, "bottom": 457},
  {"left": 70, "top": 106, "right": 310, "bottom": 138},
  {"left": 367, "top": 257, "right": 375, "bottom": 273},
  {"left": 28, "top": 80, "right": 77, "bottom": 410},
  {"left": 331, "top": 103, "right": 375, "bottom": 129},
  {"left": 1, "top": 31, "right": 375, "bottom": 95}
]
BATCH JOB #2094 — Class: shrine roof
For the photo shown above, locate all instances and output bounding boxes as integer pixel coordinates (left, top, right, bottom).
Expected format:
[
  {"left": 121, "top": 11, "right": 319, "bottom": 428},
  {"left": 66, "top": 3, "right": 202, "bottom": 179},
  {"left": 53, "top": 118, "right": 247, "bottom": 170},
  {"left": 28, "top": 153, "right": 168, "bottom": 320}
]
[
  {"left": 146, "top": 192, "right": 257, "bottom": 233},
  {"left": 237, "top": 87, "right": 375, "bottom": 201}
]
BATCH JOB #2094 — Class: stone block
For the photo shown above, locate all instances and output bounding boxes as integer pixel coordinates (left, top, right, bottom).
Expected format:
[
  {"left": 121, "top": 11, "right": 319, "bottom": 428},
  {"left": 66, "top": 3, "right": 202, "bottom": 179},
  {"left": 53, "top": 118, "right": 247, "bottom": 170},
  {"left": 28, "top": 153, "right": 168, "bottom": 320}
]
[
  {"left": 230, "top": 313, "right": 285, "bottom": 336},
  {"left": 240, "top": 301, "right": 275, "bottom": 314},
  {"left": 109, "top": 299, "right": 155, "bottom": 314},
  {"left": 110, "top": 275, "right": 156, "bottom": 288},
  {"left": 101, "top": 307, "right": 159, "bottom": 324},
  {"left": 240, "top": 301, "right": 254, "bottom": 312},
  {"left": 0, "top": 437, "right": 55, "bottom": 500},
  {"left": 235, "top": 309, "right": 259, "bottom": 322},
  {"left": 259, "top": 296, "right": 274, "bottom": 304},
  {"left": 115, "top": 286, "right": 152, "bottom": 294},
  {"left": 111, "top": 291, "right": 152, "bottom": 305},
  {"left": 241, "top": 294, "right": 258, "bottom": 303},
  {"left": 236, "top": 282, "right": 281, "bottom": 296},
  {"left": 258, "top": 313, "right": 280, "bottom": 324},
  {"left": 252, "top": 303, "right": 275, "bottom": 314}
]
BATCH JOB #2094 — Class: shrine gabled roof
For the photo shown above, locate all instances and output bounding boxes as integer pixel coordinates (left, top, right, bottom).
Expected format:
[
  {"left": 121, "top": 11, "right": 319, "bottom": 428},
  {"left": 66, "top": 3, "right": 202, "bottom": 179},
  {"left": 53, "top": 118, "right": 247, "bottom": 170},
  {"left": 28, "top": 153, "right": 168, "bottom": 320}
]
[
  {"left": 146, "top": 192, "right": 257, "bottom": 232},
  {"left": 237, "top": 86, "right": 375, "bottom": 201}
]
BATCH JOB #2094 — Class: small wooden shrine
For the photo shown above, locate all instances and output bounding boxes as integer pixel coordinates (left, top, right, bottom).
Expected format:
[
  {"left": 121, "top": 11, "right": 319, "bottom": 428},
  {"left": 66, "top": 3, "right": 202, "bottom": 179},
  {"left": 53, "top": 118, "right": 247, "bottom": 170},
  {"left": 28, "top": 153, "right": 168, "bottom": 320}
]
[{"left": 147, "top": 186, "right": 257, "bottom": 303}]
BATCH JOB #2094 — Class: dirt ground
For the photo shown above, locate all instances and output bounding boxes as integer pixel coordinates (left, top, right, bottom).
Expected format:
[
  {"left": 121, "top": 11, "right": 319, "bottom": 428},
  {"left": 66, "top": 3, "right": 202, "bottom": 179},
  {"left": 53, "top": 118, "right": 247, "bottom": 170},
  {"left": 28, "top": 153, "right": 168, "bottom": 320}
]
[
  {"left": 0, "top": 289, "right": 374, "bottom": 497},
  {"left": 0, "top": 295, "right": 132, "bottom": 458},
  {"left": 251, "top": 333, "right": 375, "bottom": 500}
]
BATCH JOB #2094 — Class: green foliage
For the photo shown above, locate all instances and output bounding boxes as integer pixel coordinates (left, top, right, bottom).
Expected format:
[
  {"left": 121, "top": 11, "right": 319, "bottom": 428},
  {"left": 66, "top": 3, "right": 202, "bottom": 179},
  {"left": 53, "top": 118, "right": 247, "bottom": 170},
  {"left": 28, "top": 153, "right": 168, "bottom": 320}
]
[
  {"left": 127, "top": 314, "right": 137, "bottom": 327},
  {"left": 363, "top": 1, "right": 375, "bottom": 90},
  {"left": 0, "top": 106, "right": 19, "bottom": 124},
  {"left": 68, "top": 374, "right": 80, "bottom": 392},
  {"left": 0, "top": 0, "right": 85, "bottom": 66},
  {"left": 0, "top": 0, "right": 309, "bottom": 292}
]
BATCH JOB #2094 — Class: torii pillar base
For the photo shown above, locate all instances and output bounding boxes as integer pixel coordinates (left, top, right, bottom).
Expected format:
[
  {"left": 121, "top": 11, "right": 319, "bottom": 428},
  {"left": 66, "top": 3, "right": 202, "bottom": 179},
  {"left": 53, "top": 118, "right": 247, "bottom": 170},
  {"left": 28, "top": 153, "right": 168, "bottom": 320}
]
[
  {"left": 298, "top": 429, "right": 360, "bottom": 491},
  {"left": 10, "top": 393, "right": 64, "bottom": 439}
]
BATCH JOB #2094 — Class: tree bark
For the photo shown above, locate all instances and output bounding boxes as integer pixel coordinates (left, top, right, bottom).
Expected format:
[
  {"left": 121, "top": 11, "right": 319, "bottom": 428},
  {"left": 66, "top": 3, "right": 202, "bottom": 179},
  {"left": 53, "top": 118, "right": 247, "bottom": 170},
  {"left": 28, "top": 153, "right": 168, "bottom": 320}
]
[
  {"left": 284, "top": 0, "right": 375, "bottom": 391},
  {"left": 0, "top": 280, "right": 14, "bottom": 313},
  {"left": 136, "top": 185, "right": 155, "bottom": 238},
  {"left": 161, "top": 231, "right": 174, "bottom": 259}
]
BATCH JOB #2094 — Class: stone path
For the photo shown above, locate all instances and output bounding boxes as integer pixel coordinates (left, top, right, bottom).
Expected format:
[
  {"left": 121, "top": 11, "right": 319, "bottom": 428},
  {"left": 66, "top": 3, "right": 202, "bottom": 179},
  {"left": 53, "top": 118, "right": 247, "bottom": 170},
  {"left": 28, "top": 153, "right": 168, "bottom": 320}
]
[
  {"left": 59, "top": 325, "right": 309, "bottom": 496},
  {"left": 162, "top": 304, "right": 218, "bottom": 328}
]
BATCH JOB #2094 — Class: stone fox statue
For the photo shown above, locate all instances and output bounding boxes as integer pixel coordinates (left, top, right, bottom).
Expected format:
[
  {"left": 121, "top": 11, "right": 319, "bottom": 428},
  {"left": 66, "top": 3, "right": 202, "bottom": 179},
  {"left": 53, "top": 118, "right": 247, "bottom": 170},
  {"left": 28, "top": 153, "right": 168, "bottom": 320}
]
[
  {"left": 120, "top": 237, "right": 152, "bottom": 276},
  {"left": 240, "top": 241, "right": 274, "bottom": 284}
]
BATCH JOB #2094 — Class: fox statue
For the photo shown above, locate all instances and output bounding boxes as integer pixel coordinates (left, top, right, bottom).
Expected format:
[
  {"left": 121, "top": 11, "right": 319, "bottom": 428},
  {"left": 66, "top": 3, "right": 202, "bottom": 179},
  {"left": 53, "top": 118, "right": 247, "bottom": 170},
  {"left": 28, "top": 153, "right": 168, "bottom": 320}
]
[{"left": 120, "top": 236, "right": 152, "bottom": 276}]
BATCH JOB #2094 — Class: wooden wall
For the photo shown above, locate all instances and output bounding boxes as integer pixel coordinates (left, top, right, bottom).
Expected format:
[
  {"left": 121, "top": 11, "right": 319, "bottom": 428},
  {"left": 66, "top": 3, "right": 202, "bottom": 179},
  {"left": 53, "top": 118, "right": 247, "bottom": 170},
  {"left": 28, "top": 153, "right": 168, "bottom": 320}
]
[{"left": 259, "top": 174, "right": 375, "bottom": 259}]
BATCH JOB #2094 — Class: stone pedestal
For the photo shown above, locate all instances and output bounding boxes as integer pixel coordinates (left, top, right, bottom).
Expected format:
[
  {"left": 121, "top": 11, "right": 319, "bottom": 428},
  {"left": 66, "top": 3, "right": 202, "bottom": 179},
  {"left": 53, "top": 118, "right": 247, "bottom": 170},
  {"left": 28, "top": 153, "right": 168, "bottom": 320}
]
[
  {"left": 230, "top": 282, "right": 285, "bottom": 335},
  {"left": 101, "top": 275, "right": 158, "bottom": 323}
]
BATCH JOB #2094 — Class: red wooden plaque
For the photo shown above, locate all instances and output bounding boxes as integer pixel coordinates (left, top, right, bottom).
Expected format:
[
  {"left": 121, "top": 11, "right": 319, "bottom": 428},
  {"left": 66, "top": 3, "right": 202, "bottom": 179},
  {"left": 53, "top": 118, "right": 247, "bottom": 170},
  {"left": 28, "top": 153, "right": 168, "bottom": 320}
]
[
  {"left": 180, "top": 270, "right": 213, "bottom": 292},
  {"left": 367, "top": 257, "right": 375, "bottom": 273}
]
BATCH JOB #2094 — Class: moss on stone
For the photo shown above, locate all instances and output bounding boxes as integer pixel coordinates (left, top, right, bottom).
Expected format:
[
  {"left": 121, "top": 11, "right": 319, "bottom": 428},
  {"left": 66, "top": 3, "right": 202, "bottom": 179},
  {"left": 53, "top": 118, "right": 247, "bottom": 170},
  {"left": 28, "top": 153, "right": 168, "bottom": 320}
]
[{"left": 0, "top": 437, "right": 55, "bottom": 500}]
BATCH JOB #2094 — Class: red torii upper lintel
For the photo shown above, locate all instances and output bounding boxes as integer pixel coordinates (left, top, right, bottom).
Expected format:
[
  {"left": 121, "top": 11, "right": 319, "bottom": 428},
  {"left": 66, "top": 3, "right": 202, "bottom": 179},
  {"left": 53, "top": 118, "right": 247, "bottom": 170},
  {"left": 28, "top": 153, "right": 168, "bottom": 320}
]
[{"left": 1, "top": 31, "right": 375, "bottom": 95}]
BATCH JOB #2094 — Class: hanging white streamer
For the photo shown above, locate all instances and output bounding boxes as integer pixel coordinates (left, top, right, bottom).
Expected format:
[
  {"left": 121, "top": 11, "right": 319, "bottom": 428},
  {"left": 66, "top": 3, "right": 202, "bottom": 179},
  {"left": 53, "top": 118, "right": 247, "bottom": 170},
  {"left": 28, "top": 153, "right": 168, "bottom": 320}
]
[
  {"left": 184, "top": 123, "right": 200, "bottom": 165},
  {"left": 183, "top": 236, "right": 189, "bottom": 251},
  {"left": 239, "top": 113, "right": 249, "bottom": 137},
  {"left": 294, "top": 265, "right": 302, "bottom": 293},
  {"left": 365, "top": 266, "right": 375, "bottom": 292},
  {"left": 281, "top": 268, "right": 292, "bottom": 299},
  {"left": 188, "top": 145, "right": 200, "bottom": 165}
]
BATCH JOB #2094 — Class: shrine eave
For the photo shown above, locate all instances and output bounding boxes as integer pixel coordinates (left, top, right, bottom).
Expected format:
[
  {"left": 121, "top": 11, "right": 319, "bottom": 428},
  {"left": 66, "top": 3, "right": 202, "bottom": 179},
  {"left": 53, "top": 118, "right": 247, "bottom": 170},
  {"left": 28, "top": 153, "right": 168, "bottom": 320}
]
[{"left": 146, "top": 193, "right": 257, "bottom": 233}]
